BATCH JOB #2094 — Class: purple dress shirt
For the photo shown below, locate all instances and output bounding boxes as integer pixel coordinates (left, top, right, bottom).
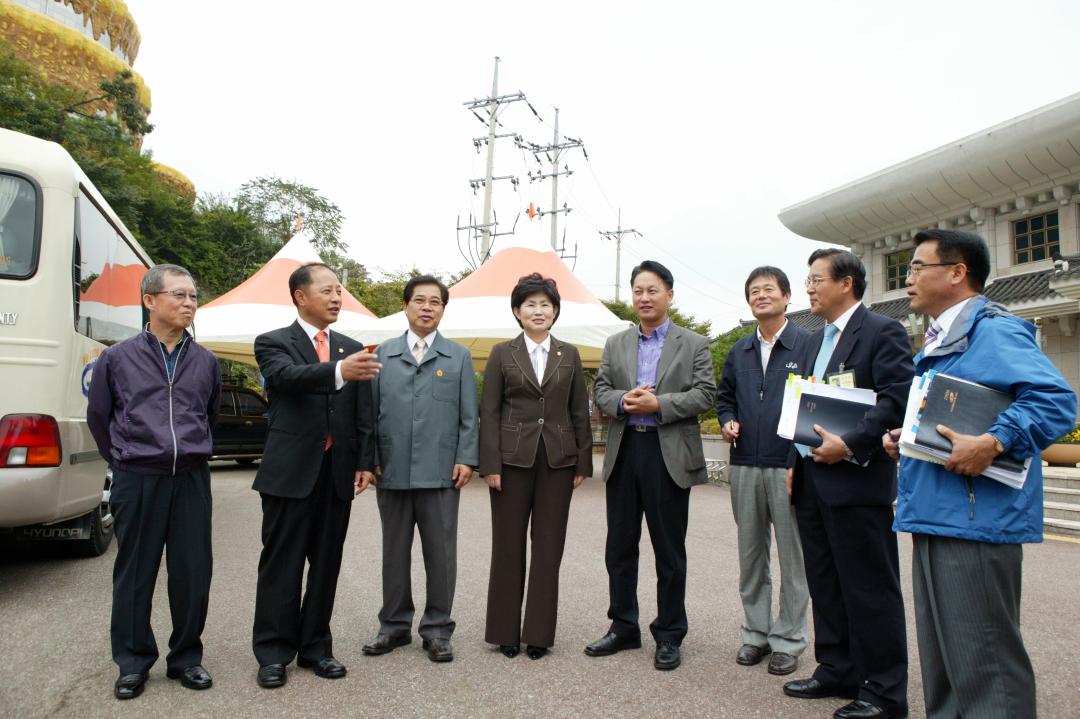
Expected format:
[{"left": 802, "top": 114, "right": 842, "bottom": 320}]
[{"left": 624, "top": 318, "right": 671, "bottom": 427}]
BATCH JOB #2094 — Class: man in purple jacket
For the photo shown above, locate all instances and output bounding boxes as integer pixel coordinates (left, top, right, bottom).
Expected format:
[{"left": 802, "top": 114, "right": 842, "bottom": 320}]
[{"left": 87, "top": 264, "right": 222, "bottom": 701}]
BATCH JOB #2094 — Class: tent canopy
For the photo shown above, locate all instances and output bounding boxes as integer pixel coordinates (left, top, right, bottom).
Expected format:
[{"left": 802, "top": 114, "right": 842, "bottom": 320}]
[{"left": 196, "top": 234, "right": 378, "bottom": 365}]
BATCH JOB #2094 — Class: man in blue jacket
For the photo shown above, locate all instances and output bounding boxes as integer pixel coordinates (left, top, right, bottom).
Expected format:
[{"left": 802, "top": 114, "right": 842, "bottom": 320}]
[
  {"left": 87, "top": 264, "right": 222, "bottom": 701},
  {"left": 716, "top": 266, "right": 810, "bottom": 676},
  {"left": 884, "top": 229, "right": 1076, "bottom": 719}
]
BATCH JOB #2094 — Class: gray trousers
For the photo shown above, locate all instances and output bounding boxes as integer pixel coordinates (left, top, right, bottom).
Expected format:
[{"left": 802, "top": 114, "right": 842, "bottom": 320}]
[
  {"left": 729, "top": 464, "right": 808, "bottom": 655},
  {"left": 376, "top": 487, "right": 459, "bottom": 640},
  {"left": 913, "top": 533, "right": 1035, "bottom": 719}
]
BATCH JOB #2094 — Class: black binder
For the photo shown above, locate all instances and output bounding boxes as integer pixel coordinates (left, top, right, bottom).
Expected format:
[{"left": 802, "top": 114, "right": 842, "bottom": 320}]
[
  {"left": 793, "top": 393, "right": 872, "bottom": 448},
  {"left": 914, "top": 373, "right": 1024, "bottom": 473}
]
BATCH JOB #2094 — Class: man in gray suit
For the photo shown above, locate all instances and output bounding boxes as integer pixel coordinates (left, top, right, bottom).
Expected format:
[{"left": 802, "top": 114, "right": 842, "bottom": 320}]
[
  {"left": 362, "top": 275, "right": 479, "bottom": 663},
  {"left": 584, "top": 260, "right": 716, "bottom": 671}
]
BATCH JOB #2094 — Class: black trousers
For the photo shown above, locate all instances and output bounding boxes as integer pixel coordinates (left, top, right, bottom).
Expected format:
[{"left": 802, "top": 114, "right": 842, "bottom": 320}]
[
  {"left": 252, "top": 451, "right": 352, "bottom": 666},
  {"left": 794, "top": 459, "right": 908, "bottom": 713},
  {"left": 485, "top": 439, "right": 575, "bottom": 648},
  {"left": 605, "top": 429, "right": 691, "bottom": 645},
  {"left": 110, "top": 464, "right": 213, "bottom": 676}
]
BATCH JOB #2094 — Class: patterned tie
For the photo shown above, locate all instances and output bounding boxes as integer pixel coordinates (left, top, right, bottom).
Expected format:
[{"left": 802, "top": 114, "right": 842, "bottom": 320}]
[
  {"left": 923, "top": 321, "right": 941, "bottom": 349},
  {"left": 315, "top": 331, "right": 332, "bottom": 450},
  {"left": 413, "top": 337, "right": 427, "bottom": 364}
]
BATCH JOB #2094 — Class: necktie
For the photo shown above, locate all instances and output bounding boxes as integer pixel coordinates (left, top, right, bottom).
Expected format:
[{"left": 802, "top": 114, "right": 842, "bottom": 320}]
[
  {"left": 923, "top": 321, "right": 941, "bottom": 349},
  {"left": 413, "top": 337, "right": 427, "bottom": 364},
  {"left": 813, "top": 324, "right": 840, "bottom": 380},
  {"left": 315, "top": 331, "right": 332, "bottom": 449}
]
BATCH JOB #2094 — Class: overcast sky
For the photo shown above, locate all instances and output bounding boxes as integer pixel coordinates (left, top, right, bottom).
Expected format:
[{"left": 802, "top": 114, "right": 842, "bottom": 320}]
[{"left": 130, "top": 0, "right": 1080, "bottom": 332}]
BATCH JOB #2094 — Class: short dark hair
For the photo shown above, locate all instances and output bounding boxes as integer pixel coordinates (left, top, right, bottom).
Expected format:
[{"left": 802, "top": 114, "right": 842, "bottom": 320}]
[
  {"left": 510, "top": 273, "right": 561, "bottom": 328},
  {"left": 743, "top": 266, "right": 791, "bottom": 301},
  {"left": 288, "top": 262, "right": 336, "bottom": 306},
  {"left": 630, "top": 260, "right": 674, "bottom": 290},
  {"left": 808, "top": 248, "right": 866, "bottom": 300},
  {"left": 914, "top": 229, "right": 991, "bottom": 293},
  {"left": 403, "top": 274, "right": 449, "bottom": 305}
]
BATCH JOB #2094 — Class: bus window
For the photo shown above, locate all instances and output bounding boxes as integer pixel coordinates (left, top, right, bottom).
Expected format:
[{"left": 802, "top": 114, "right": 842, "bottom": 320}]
[
  {"left": 0, "top": 173, "right": 39, "bottom": 279},
  {"left": 75, "top": 190, "right": 145, "bottom": 343}
]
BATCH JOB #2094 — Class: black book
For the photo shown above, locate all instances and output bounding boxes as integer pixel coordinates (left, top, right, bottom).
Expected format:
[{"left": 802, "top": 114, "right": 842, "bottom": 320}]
[
  {"left": 914, "top": 373, "right": 1025, "bottom": 473},
  {"left": 793, "top": 393, "right": 872, "bottom": 448}
]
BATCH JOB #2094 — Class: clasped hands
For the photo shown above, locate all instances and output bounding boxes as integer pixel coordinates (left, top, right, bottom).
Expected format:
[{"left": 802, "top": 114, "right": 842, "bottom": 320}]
[
  {"left": 622, "top": 384, "right": 660, "bottom": 415},
  {"left": 882, "top": 425, "right": 1000, "bottom": 477},
  {"left": 341, "top": 349, "right": 382, "bottom": 382}
]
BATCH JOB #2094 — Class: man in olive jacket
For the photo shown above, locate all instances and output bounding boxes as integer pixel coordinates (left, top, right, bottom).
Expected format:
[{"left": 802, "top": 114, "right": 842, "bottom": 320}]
[{"left": 362, "top": 275, "right": 479, "bottom": 663}]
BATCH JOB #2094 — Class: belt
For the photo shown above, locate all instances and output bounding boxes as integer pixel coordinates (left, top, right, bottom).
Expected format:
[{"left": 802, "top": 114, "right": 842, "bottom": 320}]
[{"left": 630, "top": 424, "right": 658, "bottom": 433}]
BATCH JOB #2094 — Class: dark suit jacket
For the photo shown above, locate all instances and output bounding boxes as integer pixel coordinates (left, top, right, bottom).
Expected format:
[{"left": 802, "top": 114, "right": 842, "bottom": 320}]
[
  {"left": 478, "top": 334, "right": 593, "bottom": 477},
  {"left": 790, "top": 304, "right": 914, "bottom": 507},
  {"left": 252, "top": 321, "right": 375, "bottom": 502}
]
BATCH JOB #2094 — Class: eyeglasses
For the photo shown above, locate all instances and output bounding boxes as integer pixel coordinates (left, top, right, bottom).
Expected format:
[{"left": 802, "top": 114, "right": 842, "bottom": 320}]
[
  {"left": 906, "top": 262, "right": 958, "bottom": 279},
  {"left": 154, "top": 290, "right": 199, "bottom": 303},
  {"left": 804, "top": 276, "right": 833, "bottom": 289}
]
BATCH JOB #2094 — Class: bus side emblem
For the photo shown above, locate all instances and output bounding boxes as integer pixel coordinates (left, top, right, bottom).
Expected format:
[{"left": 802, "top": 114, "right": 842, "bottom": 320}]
[{"left": 82, "top": 360, "right": 96, "bottom": 398}]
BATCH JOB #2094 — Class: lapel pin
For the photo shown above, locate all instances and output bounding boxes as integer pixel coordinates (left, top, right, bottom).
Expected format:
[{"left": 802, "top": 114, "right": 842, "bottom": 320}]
[
  {"left": 338, "top": 347, "right": 344, "bottom": 354},
  {"left": 557, "top": 351, "right": 562, "bottom": 356},
  {"left": 436, "top": 369, "right": 444, "bottom": 377}
]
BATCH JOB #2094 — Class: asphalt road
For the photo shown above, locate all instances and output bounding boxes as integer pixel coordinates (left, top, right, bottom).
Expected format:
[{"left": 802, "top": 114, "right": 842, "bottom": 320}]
[{"left": 2, "top": 460, "right": 1078, "bottom": 719}]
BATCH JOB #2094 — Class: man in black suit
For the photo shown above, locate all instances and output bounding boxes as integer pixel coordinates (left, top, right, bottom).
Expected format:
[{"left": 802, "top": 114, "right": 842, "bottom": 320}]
[
  {"left": 250, "top": 263, "right": 381, "bottom": 689},
  {"left": 781, "top": 249, "right": 913, "bottom": 719}
]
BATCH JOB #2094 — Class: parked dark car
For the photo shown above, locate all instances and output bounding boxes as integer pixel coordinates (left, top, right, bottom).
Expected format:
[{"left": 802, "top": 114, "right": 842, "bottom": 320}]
[{"left": 213, "top": 385, "right": 268, "bottom": 464}]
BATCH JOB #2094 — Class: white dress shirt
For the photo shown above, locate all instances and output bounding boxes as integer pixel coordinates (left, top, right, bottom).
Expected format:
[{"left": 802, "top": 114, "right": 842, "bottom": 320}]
[
  {"left": 523, "top": 333, "right": 551, "bottom": 382},
  {"left": 406, "top": 328, "right": 438, "bottom": 362},
  {"left": 296, "top": 316, "right": 345, "bottom": 389},
  {"left": 923, "top": 297, "right": 973, "bottom": 355},
  {"left": 757, "top": 319, "right": 788, "bottom": 373}
]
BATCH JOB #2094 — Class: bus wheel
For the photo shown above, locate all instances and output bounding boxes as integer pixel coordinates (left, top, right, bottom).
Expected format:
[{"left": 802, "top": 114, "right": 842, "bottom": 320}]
[{"left": 70, "top": 476, "right": 114, "bottom": 558}]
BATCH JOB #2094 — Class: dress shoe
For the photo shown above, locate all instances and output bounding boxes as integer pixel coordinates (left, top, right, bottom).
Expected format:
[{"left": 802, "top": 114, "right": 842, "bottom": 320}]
[
  {"left": 654, "top": 642, "right": 681, "bottom": 670},
  {"left": 525, "top": 645, "right": 548, "bottom": 660},
  {"left": 297, "top": 656, "right": 347, "bottom": 679},
  {"left": 114, "top": 673, "right": 147, "bottom": 700},
  {"left": 767, "top": 652, "right": 798, "bottom": 676},
  {"left": 736, "top": 643, "right": 771, "bottom": 666},
  {"left": 834, "top": 699, "right": 905, "bottom": 719},
  {"left": 362, "top": 633, "right": 412, "bottom": 656},
  {"left": 499, "top": 644, "right": 520, "bottom": 658},
  {"left": 783, "top": 677, "right": 858, "bottom": 700},
  {"left": 422, "top": 637, "right": 454, "bottom": 662},
  {"left": 256, "top": 664, "right": 287, "bottom": 689},
  {"left": 166, "top": 664, "right": 212, "bottom": 690},
  {"left": 583, "top": 632, "right": 643, "bottom": 657}
]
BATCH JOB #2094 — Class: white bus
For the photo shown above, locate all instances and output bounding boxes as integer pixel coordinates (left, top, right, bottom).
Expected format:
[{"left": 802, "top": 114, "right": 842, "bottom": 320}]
[{"left": 0, "top": 128, "right": 152, "bottom": 556}]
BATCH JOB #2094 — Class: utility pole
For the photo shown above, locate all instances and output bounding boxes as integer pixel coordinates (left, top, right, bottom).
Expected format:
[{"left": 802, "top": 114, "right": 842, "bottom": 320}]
[
  {"left": 520, "top": 107, "right": 585, "bottom": 255},
  {"left": 461, "top": 57, "right": 538, "bottom": 262},
  {"left": 599, "top": 208, "right": 642, "bottom": 302}
]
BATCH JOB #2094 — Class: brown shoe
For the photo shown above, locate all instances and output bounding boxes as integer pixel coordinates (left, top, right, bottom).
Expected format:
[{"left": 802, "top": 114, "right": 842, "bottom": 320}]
[
  {"left": 768, "top": 651, "right": 798, "bottom": 675},
  {"left": 735, "top": 643, "right": 771, "bottom": 666}
]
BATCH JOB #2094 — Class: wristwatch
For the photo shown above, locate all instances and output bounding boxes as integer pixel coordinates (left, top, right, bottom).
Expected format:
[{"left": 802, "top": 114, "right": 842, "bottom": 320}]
[{"left": 990, "top": 435, "right": 1005, "bottom": 455}]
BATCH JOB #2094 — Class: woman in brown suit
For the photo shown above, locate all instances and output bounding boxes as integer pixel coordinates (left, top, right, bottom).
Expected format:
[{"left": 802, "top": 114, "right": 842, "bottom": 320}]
[{"left": 481, "top": 273, "right": 593, "bottom": 660}]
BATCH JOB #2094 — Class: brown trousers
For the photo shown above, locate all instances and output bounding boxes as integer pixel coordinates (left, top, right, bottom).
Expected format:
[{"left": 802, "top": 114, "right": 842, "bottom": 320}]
[{"left": 484, "top": 441, "right": 575, "bottom": 648}]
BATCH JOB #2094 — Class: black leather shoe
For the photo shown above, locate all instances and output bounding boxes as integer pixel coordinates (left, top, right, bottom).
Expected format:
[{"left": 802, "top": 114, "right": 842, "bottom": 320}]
[
  {"left": 834, "top": 699, "right": 904, "bottom": 719},
  {"left": 736, "top": 643, "right": 771, "bottom": 666},
  {"left": 654, "top": 642, "right": 681, "bottom": 670},
  {"left": 422, "top": 637, "right": 453, "bottom": 662},
  {"left": 583, "top": 632, "right": 643, "bottom": 657},
  {"left": 297, "top": 656, "right": 347, "bottom": 679},
  {"left": 166, "top": 665, "right": 212, "bottom": 690},
  {"left": 256, "top": 664, "right": 287, "bottom": 689},
  {"left": 526, "top": 645, "right": 548, "bottom": 660},
  {"left": 783, "top": 677, "right": 858, "bottom": 700},
  {"left": 768, "top": 652, "right": 798, "bottom": 676},
  {"left": 362, "top": 633, "right": 412, "bottom": 656},
  {"left": 114, "top": 673, "right": 147, "bottom": 700},
  {"left": 499, "top": 644, "right": 520, "bottom": 658}
]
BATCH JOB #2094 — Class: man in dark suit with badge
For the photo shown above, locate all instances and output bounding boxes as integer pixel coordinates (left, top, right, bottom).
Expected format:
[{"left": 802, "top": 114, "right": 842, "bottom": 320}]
[
  {"left": 782, "top": 249, "right": 914, "bottom": 719},
  {"left": 250, "top": 263, "right": 381, "bottom": 689}
]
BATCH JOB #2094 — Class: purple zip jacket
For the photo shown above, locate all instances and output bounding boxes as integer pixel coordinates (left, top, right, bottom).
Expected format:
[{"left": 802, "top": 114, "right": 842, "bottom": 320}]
[{"left": 87, "top": 329, "right": 222, "bottom": 476}]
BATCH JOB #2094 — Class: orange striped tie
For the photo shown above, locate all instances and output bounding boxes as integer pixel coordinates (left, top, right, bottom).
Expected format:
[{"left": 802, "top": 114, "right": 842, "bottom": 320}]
[{"left": 315, "top": 331, "right": 332, "bottom": 450}]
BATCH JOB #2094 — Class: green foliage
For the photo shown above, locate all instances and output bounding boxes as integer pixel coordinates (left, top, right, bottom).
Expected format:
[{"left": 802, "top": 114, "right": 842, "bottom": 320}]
[
  {"left": 237, "top": 176, "right": 344, "bottom": 256},
  {"left": 1055, "top": 423, "right": 1080, "bottom": 445},
  {"left": 85, "top": 70, "right": 154, "bottom": 136},
  {"left": 700, "top": 417, "right": 721, "bottom": 435},
  {"left": 712, "top": 323, "right": 756, "bottom": 377}
]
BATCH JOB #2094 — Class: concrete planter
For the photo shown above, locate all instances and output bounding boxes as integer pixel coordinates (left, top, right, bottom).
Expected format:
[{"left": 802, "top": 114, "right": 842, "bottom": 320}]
[{"left": 1041, "top": 443, "right": 1080, "bottom": 467}]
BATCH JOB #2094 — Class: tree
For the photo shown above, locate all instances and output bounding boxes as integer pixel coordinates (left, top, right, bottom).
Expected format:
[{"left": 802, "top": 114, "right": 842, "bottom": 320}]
[
  {"left": 68, "top": 69, "right": 154, "bottom": 136},
  {"left": 236, "top": 177, "right": 345, "bottom": 256}
]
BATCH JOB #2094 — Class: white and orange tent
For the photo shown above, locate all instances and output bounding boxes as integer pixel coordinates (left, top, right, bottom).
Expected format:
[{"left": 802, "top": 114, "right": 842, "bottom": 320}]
[
  {"left": 195, "top": 234, "right": 379, "bottom": 365},
  {"left": 350, "top": 246, "right": 631, "bottom": 368}
]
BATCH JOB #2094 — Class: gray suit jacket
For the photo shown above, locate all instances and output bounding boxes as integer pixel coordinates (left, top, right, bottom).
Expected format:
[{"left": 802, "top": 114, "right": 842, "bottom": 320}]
[
  {"left": 372, "top": 331, "right": 480, "bottom": 490},
  {"left": 593, "top": 322, "right": 716, "bottom": 488}
]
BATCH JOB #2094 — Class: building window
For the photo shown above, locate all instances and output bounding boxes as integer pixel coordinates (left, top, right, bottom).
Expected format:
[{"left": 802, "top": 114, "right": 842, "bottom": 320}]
[
  {"left": 885, "top": 249, "right": 913, "bottom": 291},
  {"left": 1014, "top": 210, "right": 1059, "bottom": 264}
]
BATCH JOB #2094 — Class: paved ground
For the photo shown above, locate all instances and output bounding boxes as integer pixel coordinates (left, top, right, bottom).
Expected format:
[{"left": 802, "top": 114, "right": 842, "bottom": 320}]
[{"left": 2, "top": 459, "right": 1078, "bottom": 719}]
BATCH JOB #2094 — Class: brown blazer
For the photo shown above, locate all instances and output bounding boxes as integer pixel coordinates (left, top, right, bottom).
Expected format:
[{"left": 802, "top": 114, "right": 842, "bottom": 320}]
[{"left": 479, "top": 334, "right": 593, "bottom": 477}]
